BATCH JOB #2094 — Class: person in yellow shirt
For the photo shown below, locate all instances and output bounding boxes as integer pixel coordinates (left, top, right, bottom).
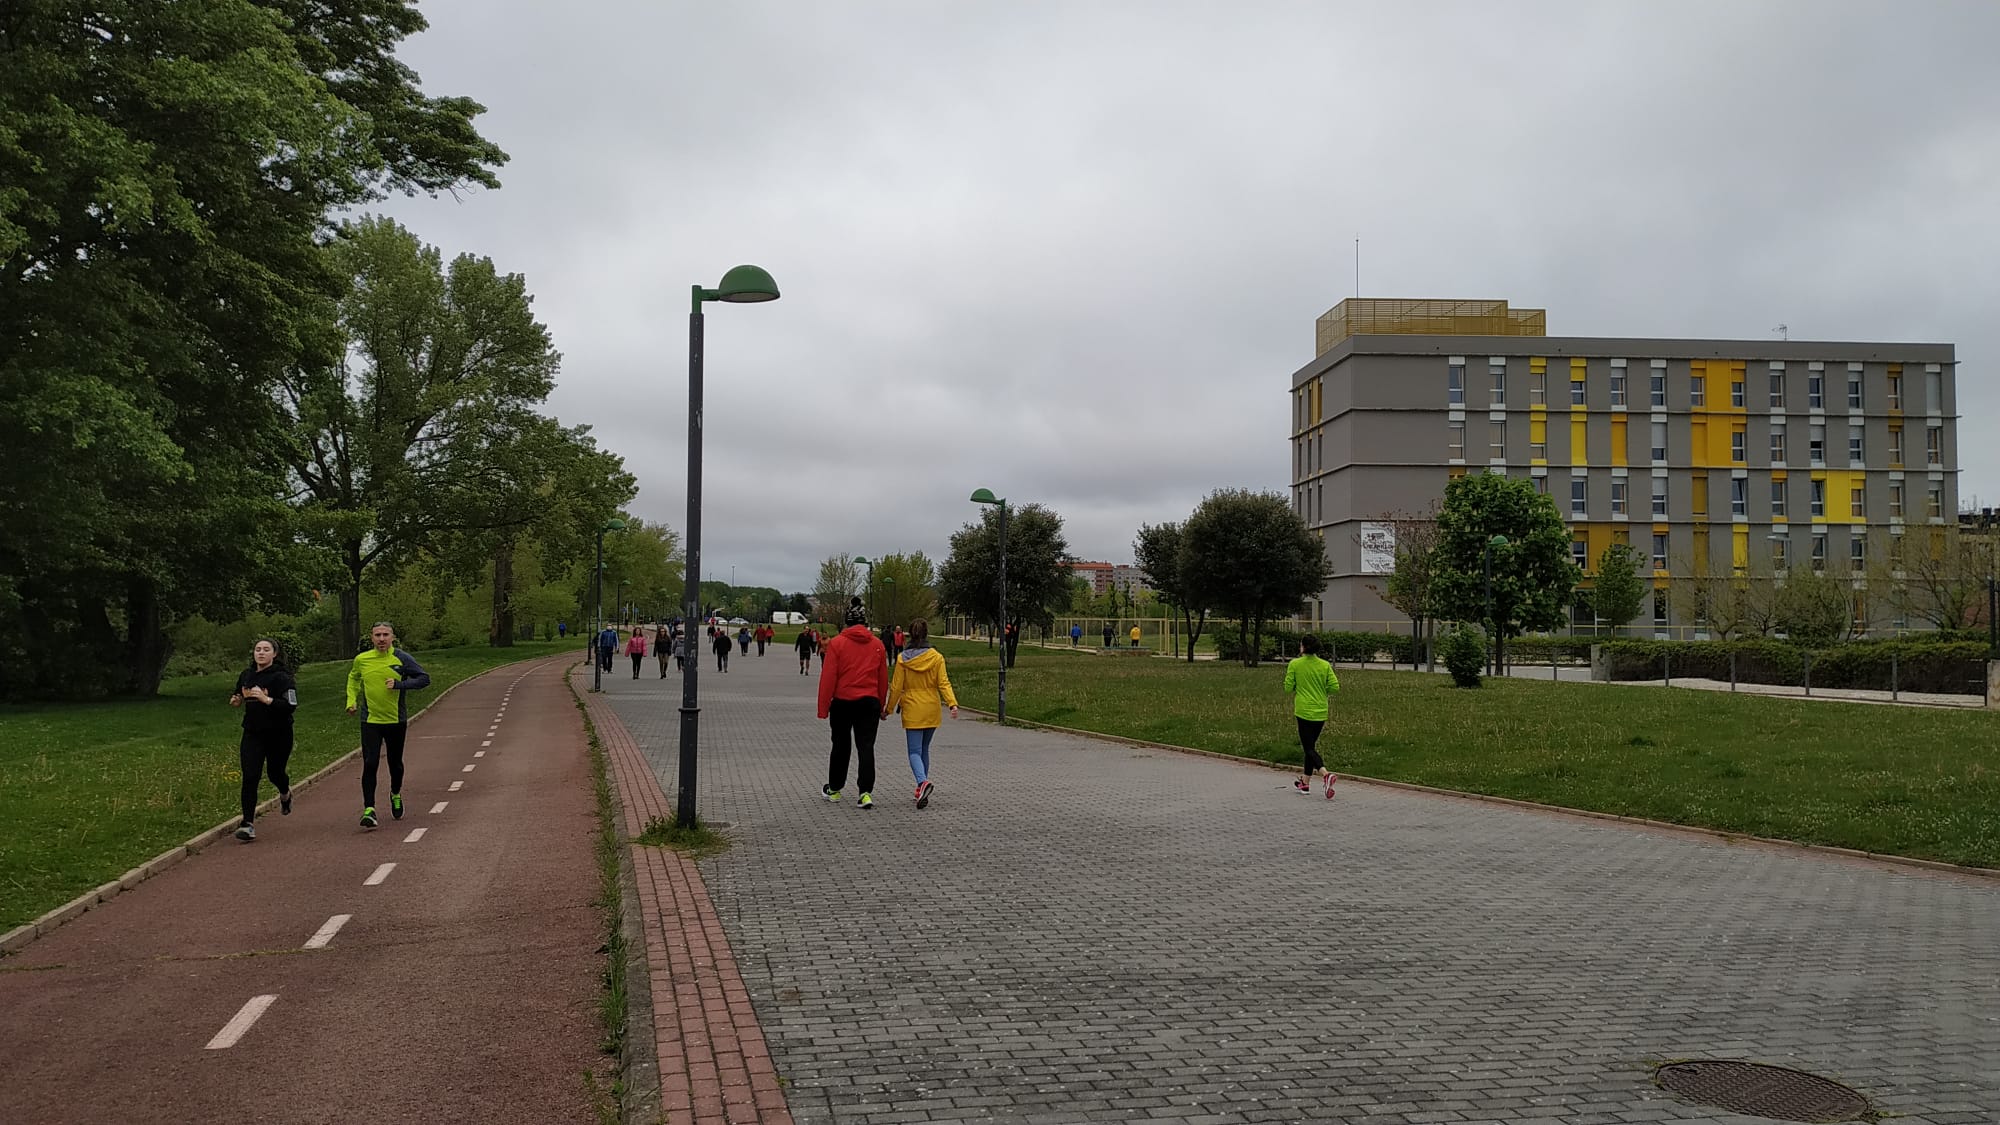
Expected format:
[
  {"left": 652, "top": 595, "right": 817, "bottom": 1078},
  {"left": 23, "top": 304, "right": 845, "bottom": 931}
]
[
  {"left": 1129, "top": 624, "right": 1141, "bottom": 648},
  {"left": 345, "top": 621, "right": 431, "bottom": 828},
  {"left": 1283, "top": 634, "right": 1339, "bottom": 799},
  {"left": 881, "top": 619, "right": 957, "bottom": 809}
]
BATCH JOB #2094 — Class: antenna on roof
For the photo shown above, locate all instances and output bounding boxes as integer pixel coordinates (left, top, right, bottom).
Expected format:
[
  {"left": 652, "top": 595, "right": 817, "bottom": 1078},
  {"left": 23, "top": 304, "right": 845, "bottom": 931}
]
[
  {"left": 1773, "top": 324, "right": 1789, "bottom": 341},
  {"left": 1354, "top": 237, "right": 1360, "bottom": 298}
]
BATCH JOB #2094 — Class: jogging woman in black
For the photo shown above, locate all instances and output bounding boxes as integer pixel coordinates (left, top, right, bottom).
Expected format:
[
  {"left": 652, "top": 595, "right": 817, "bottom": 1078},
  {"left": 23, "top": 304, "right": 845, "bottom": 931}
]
[{"left": 228, "top": 638, "right": 297, "bottom": 842}]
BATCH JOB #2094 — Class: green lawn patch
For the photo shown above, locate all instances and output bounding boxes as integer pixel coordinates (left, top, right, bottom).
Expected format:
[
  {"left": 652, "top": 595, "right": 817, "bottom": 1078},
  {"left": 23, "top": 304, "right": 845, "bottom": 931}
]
[
  {"left": 931, "top": 639, "right": 2000, "bottom": 869},
  {"left": 0, "top": 641, "right": 583, "bottom": 930},
  {"left": 633, "top": 815, "right": 730, "bottom": 859}
]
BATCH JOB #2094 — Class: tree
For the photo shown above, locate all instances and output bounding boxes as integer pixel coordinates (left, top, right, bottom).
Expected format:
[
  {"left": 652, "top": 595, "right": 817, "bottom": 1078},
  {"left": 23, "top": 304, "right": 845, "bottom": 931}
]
[
  {"left": 595, "top": 518, "right": 682, "bottom": 624},
  {"left": 1364, "top": 506, "right": 1444, "bottom": 668},
  {"left": 279, "top": 216, "right": 563, "bottom": 653},
  {"left": 1591, "top": 543, "right": 1646, "bottom": 637},
  {"left": 1179, "top": 490, "right": 1333, "bottom": 667},
  {"left": 868, "top": 552, "right": 938, "bottom": 628},
  {"left": 814, "top": 555, "right": 863, "bottom": 624},
  {"left": 1134, "top": 522, "right": 1207, "bottom": 662},
  {"left": 1880, "top": 527, "right": 1989, "bottom": 631},
  {"left": 936, "top": 504, "right": 1073, "bottom": 667},
  {"left": 1772, "top": 568, "right": 1853, "bottom": 646},
  {"left": 0, "top": 0, "right": 505, "bottom": 697},
  {"left": 1433, "top": 472, "right": 1580, "bottom": 670}
]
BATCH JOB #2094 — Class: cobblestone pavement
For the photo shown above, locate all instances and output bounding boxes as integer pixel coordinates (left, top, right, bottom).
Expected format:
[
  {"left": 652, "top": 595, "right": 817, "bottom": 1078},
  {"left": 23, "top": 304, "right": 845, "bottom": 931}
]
[{"left": 601, "top": 645, "right": 2000, "bottom": 1124}]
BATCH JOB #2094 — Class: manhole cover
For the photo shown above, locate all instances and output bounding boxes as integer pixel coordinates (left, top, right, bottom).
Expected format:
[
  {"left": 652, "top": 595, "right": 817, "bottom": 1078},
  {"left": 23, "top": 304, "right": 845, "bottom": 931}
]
[{"left": 1655, "top": 1060, "right": 1872, "bottom": 1122}]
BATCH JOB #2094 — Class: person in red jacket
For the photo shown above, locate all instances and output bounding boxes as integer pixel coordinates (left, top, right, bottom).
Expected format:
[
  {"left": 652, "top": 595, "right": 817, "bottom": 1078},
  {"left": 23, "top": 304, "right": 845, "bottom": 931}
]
[{"left": 817, "top": 596, "right": 889, "bottom": 809}]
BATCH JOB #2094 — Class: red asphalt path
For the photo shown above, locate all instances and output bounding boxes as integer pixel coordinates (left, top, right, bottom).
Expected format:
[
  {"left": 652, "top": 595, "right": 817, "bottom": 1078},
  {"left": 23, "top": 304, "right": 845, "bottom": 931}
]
[{"left": 0, "top": 655, "right": 606, "bottom": 1125}]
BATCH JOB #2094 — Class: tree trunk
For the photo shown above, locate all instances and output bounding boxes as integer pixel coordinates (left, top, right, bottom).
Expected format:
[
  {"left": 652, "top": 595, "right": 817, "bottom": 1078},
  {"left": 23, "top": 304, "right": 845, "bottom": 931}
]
[
  {"left": 340, "top": 539, "right": 365, "bottom": 655},
  {"left": 123, "top": 576, "right": 170, "bottom": 697},
  {"left": 490, "top": 541, "right": 516, "bottom": 647}
]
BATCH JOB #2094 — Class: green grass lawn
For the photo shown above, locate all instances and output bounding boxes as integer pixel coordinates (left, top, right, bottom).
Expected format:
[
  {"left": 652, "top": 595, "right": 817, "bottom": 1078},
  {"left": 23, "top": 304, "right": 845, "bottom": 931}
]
[
  {"left": 0, "top": 641, "right": 583, "bottom": 930},
  {"left": 932, "top": 639, "right": 2000, "bottom": 869}
]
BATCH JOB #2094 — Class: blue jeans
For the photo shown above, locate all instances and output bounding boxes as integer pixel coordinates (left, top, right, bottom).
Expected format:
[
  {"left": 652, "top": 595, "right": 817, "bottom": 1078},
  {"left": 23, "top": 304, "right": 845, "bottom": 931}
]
[{"left": 905, "top": 726, "right": 937, "bottom": 785}]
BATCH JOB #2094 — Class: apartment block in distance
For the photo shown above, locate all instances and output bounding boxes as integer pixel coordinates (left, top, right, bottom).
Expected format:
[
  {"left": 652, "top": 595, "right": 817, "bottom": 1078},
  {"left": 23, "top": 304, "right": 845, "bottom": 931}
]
[{"left": 1289, "top": 298, "right": 1959, "bottom": 635}]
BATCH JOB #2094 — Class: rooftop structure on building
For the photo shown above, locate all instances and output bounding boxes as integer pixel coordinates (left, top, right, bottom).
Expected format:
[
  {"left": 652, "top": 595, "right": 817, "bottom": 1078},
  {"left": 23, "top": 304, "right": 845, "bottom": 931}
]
[{"left": 1290, "top": 298, "right": 1959, "bottom": 637}]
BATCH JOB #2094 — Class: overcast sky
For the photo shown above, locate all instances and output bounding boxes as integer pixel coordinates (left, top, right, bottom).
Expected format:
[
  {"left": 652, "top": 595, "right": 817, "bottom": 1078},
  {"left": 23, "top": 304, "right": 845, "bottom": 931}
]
[{"left": 380, "top": 0, "right": 2000, "bottom": 595}]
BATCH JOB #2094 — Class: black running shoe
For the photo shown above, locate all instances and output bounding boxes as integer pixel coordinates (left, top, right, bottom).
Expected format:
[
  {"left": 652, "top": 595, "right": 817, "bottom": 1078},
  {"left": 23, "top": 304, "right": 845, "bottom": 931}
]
[{"left": 280, "top": 790, "right": 292, "bottom": 815}]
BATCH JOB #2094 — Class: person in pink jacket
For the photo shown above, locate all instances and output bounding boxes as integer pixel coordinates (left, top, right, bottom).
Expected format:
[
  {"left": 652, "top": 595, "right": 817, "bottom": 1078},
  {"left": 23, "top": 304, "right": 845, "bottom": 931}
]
[{"left": 625, "top": 629, "right": 647, "bottom": 679}]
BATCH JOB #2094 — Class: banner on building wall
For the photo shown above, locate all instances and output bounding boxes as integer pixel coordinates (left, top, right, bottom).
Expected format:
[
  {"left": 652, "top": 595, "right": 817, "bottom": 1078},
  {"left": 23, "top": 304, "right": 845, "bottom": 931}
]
[{"left": 1358, "top": 522, "right": 1397, "bottom": 575}]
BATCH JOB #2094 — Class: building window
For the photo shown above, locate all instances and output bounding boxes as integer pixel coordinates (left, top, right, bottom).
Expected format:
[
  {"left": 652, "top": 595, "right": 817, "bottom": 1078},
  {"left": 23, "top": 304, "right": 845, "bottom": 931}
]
[
  {"left": 1689, "top": 375, "right": 1706, "bottom": 407},
  {"left": 1887, "top": 373, "right": 1902, "bottom": 410},
  {"left": 1770, "top": 428, "right": 1787, "bottom": 464},
  {"left": 1531, "top": 435, "right": 1547, "bottom": 460},
  {"left": 1769, "top": 371, "right": 1786, "bottom": 408},
  {"left": 1490, "top": 421, "right": 1507, "bottom": 459},
  {"left": 1888, "top": 425, "right": 1903, "bottom": 465},
  {"left": 1771, "top": 480, "right": 1787, "bottom": 517},
  {"left": 1772, "top": 537, "right": 1789, "bottom": 570},
  {"left": 1732, "top": 477, "right": 1747, "bottom": 516},
  {"left": 1850, "top": 536, "right": 1866, "bottom": 573},
  {"left": 1847, "top": 372, "right": 1863, "bottom": 409},
  {"left": 1531, "top": 370, "right": 1547, "bottom": 404},
  {"left": 1447, "top": 364, "right": 1465, "bottom": 405},
  {"left": 1571, "top": 537, "right": 1588, "bottom": 569},
  {"left": 1731, "top": 429, "right": 1746, "bottom": 464},
  {"left": 1490, "top": 362, "right": 1506, "bottom": 403},
  {"left": 1926, "top": 425, "right": 1942, "bottom": 465},
  {"left": 1571, "top": 378, "right": 1586, "bottom": 406},
  {"left": 1848, "top": 425, "right": 1864, "bottom": 463},
  {"left": 1611, "top": 479, "right": 1627, "bottom": 515},
  {"left": 1926, "top": 370, "right": 1944, "bottom": 409},
  {"left": 1571, "top": 477, "right": 1588, "bottom": 516},
  {"left": 1654, "top": 588, "right": 1670, "bottom": 627},
  {"left": 1889, "top": 482, "right": 1904, "bottom": 519},
  {"left": 1731, "top": 379, "right": 1745, "bottom": 408},
  {"left": 1810, "top": 479, "right": 1826, "bottom": 517},
  {"left": 1652, "top": 476, "right": 1668, "bottom": 516},
  {"left": 1651, "top": 533, "right": 1669, "bottom": 571},
  {"left": 1609, "top": 371, "right": 1626, "bottom": 406},
  {"left": 1649, "top": 371, "right": 1665, "bottom": 407},
  {"left": 1534, "top": 474, "right": 1549, "bottom": 495},
  {"left": 1927, "top": 485, "right": 1943, "bottom": 519},
  {"left": 1809, "top": 424, "right": 1825, "bottom": 466},
  {"left": 1448, "top": 420, "right": 1466, "bottom": 459},
  {"left": 1811, "top": 536, "right": 1827, "bottom": 572},
  {"left": 1850, "top": 484, "right": 1865, "bottom": 518},
  {"left": 1808, "top": 373, "right": 1824, "bottom": 410},
  {"left": 1651, "top": 421, "right": 1667, "bottom": 463}
]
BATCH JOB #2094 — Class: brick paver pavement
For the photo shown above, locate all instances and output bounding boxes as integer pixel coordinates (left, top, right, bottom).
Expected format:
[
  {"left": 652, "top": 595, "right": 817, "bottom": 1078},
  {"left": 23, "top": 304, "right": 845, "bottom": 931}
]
[{"left": 598, "top": 642, "right": 2000, "bottom": 1124}]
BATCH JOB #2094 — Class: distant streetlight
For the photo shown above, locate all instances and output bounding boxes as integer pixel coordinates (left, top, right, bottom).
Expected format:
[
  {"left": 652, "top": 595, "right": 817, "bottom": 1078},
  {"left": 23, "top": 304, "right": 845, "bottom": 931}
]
[
  {"left": 971, "top": 488, "right": 1008, "bottom": 723},
  {"left": 1483, "top": 533, "right": 1509, "bottom": 676},
  {"left": 593, "top": 517, "right": 627, "bottom": 692},
  {"left": 677, "top": 264, "right": 780, "bottom": 829},
  {"left": 1979, "top": 508, "right": 1998, "bottom": 658}
]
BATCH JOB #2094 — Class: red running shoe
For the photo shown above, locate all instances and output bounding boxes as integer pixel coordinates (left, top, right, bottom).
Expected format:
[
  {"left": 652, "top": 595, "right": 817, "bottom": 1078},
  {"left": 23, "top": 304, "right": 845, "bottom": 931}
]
[{"left": 1324, "top": 772, "right": 1337, "bottom": 800}]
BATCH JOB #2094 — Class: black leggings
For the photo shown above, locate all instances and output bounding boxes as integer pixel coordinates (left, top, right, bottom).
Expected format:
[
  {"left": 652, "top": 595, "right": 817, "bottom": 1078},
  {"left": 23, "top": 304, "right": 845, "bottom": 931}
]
[
  {"left": 240, "top": 730, "right": 293, "bottom": 822},
  {"left": 631, "top": 653, "right": 644, "bottom": 677},
  {"left": 827, "top": 696, "right": 880, "bottom": 795},
  {"left": 1297, "top": 718, "right": 1325, "bottom": 775},
  {"left": 360, "top": 722, "right": 408, "bottom": 809}
]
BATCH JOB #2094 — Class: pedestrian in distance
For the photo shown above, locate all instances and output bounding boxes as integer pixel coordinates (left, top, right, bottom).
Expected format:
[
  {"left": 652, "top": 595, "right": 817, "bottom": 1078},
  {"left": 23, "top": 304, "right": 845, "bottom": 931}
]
[
  {"left": 818, "top": 597, "right": 889, "bottom": 809},
  {"left": 1070, "top": 622, "right": 1081, "bottom": 646},
  {"left": 892, "top": 624, "right": 905, "bottom": 660},
  {"left": 672, "top": 631, "right": 686, "bottom": 672},
  {"left": 558, "top": 621, "right": 567, "bottom": 639},
  {"left": 1130, "top": 624, "right": 1141, "bottom": 648},
  {"left": 712, "top": 626, "right": 732, "bottom": 673},
  {"left": 816, "top": 628, "right": 828, "bottom": 667},
  {"left": 755, "top": 624, "right": 769, "bottom": 656},
  {"left": 626, "top": 629, "right": 647, "bottom": 679},
  {"left": 794, "top": 626, "right": 816, "bottom": 675},
  {"left": 1102, "top": 622, "right": 1113, "bottom": 648},
  {"left": 737, "top": 625, "right": 752, "bottom": 655},
  {"left": 228, "top": 638, "right": 297, "bottom": 841},
  {"left": 1285, "top": 634, "right": 1340, "bottom": 799},
  {"left": 596, "top": 623, "right": 617, "bottom": 673},
  {"left": 882, "top": 619, "right": 956, "bottom": 809},
  {"left": 656, "top": 625, "right": 672, "bottom": 678},
  {"left": 346, "top": 622, "right": 432, "bottom": 827}
]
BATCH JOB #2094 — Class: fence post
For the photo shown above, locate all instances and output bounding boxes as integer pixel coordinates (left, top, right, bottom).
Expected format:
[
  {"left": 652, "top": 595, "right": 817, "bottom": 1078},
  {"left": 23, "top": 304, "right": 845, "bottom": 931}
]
[
  {"left": 1891, "top": 651, "right": 1898, "bottom": 701},
  {"left": 1730, "top": 650, "right": 1737, "bottom": 692},
  {"left": 1663, "top": 651, "right": 1671, "bottom": 686},
  {"left": 1804, "top": 651, "right": 1812, "bottom": 697},
  {"left": 1551, "top": 657, "right": 1558, "bottom": 682}
]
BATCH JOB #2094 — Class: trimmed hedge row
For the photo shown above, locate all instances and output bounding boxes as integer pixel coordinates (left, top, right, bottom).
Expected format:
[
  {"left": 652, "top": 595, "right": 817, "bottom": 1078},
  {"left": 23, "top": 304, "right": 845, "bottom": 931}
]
[
  {"left": 1598, "top": 638, "right": 1990, "bottom": 695},
  {"left": 1211, "top": 625, "right": 1603, "bottom": 666}
]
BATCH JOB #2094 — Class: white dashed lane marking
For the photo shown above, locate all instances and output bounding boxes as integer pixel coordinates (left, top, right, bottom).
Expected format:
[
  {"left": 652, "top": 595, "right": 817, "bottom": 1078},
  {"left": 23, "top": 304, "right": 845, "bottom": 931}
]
[
  {"left": 449, "top": 781, "right": 463, "bottom": 791},
  {"left": 481, "top": 740, "right": 492, "bottom": 747},
  {"left": 363, "top": 862, "right": 396, "bottom": 886},
  {"left": 461, "top": 764, "right": 475, "bottom": 772},
  {"left": 303, "top": 914, "right": 351, "bottom": 950},
  {"left": 474, "top": 750, "right": 485, "bottom": 758},
  {"left": 430, "top": 801, "right": 448, "bottom": 814},
  {"left": 403, "top": 828, "right": 426, "bottom": 843},
  {"left": 205, "top": 995, "right": 277, "bottom": 1049}
]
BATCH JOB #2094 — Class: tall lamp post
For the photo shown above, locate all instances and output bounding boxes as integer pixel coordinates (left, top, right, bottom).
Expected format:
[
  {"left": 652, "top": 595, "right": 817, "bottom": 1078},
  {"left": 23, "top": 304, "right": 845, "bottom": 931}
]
[
  {"left": 677, "top": 265, "right": 780, "bottom": 829},
  {"left": 1979, "top": 507, "right": 1998, "bottom": 658},
  {"left": 971, "top": 488, "right": 1008, "bottom": 723},
  {"left": 1482, "top": 533, "right": 1509, "bottom": 676},
  {"left": 593, "top": 518, "right": 626, "bottom": 692}
]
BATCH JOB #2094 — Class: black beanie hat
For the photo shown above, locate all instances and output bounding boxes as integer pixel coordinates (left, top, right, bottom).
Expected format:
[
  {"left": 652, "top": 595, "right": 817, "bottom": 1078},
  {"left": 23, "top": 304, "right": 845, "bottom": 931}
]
[{"left": 845, "top": 596, "right": 867, "bottom": 626}]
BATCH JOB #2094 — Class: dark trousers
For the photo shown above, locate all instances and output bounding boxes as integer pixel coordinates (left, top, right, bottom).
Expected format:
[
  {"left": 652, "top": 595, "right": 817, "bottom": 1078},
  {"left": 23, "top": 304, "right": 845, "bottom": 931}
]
[
  {"left": 827, "top": 696, "right": 881, "bottom": 795},
  {"left": 715, "top": 648, "right": 729, "bottom": 672},
  {"left": 630, "top": 653, "right": 643, "bottom": 678},
  {"left": 598, "top": 647, "right": 614, "bottom": 671},
  {"left": 360, "top": 722, "right": 409, "bottom": 808},
  {"left": 240, "top": 729, "right": 293, "bottom": 822},
  {"left": 1297, "top": 717, "right": 1325, "bottom": 775},
  {"left": 659, "top": 653, "right": 671, "bottom": 678},
  {"left": 756, "top": 639, "right": 767, "bottom": 655}
]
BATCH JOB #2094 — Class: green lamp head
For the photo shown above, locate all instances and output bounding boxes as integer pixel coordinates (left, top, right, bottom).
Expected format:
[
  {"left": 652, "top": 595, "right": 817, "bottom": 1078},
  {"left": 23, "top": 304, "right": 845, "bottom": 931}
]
[
  {"left": 970, "top": 488, "right": 1003, "bottom": 506},
  {"left": 603, "top": 517, "right": 627, "bottom": 532},
  {"left": 1489, "top": 534, "right": 1510, "bottom": 547},
  {"left": 714, "top": 265, "right": 780, "bottom": 303}
]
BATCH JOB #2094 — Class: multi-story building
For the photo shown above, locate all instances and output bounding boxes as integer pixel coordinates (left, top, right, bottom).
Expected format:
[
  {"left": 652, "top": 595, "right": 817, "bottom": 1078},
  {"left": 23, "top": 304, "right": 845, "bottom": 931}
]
[
  {"left": 1069, "top": 561, "right": 1154, "bottom": 598},
  {"left": 1290, "top": 299, "right": 1960, "bottom": 635}
]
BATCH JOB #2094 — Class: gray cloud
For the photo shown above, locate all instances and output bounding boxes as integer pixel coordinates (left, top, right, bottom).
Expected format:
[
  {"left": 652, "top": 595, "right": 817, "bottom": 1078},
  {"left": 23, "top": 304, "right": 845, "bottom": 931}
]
[{"left": 382, "top": 0, "right": 2000, "bottom": 593}]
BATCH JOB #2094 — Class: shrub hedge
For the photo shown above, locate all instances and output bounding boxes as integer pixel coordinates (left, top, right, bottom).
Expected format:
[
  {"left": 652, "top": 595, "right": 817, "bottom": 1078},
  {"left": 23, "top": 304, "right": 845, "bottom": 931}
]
[{"left": 1597, "top": 637, "right": 1989, "bottom": 695}]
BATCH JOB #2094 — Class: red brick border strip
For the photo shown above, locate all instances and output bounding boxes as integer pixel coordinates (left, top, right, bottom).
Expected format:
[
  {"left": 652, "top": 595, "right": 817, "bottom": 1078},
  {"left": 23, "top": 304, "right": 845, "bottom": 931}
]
[{"left": 573, "top": 670, "right": 794, "bottom": 1125}]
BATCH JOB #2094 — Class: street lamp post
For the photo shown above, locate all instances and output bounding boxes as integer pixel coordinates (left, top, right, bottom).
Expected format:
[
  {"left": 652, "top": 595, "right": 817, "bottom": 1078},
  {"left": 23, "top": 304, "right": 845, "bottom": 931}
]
[
  {"left": 678, "top": 265, "right": 780, "bottom": 829},
  {"left": 1980, "top": 508, "right": 1998, "bottom": 658},
  {"left": 1483, "top": 533, "right": 1509, "bottom": 676},
  {"left": 971, "top": 489, "right": 1008, "bottom": 723},
  {"left": 593, "top": 518, "right": 626, "bottom": 692}
]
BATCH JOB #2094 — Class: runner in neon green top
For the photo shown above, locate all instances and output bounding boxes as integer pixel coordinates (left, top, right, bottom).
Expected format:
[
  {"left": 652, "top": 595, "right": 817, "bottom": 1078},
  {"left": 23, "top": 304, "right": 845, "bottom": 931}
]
[
  {"left": 1283, "top": 634, "right": 1339, "bottom": 798},
  {"left": 345, "top": 622, "right": 430, "bottom": 827}
]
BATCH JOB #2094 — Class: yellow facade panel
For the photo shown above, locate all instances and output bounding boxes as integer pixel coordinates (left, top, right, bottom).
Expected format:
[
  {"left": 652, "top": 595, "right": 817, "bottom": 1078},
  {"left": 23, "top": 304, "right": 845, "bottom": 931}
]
[
  {"left": 1610, "top": 417, "right": 1627, "bottom": 466},
  {"left": 1732, "top": 526, "right": 1749, "bottom": 573},
  {"left": 1570, "top": 417, "right": 1588, "bottom": 465}
]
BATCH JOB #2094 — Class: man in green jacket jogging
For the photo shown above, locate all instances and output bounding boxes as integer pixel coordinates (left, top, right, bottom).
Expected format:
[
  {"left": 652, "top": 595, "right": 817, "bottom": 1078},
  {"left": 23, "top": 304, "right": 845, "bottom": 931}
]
[
  {"left": 346, "top": 621, "right": 432, "bottom": 828},
  {"left": 1284, "top": 634, "right": 1339, "bottom": 799}
]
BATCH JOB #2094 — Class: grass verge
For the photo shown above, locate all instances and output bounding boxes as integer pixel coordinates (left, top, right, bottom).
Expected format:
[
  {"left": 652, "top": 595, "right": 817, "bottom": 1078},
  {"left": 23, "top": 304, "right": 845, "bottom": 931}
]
[
  {"left": 0, "top": 639, "right": 582, "bottom": 929},
  {"left": 569, "top": 676, "right": 627, "bottom": 1124},
  {"left": 634, "top": 815, "right": 731, "bottom": 860},
  {"left": 930, "top": 639, "right": 2000, "bottom": 868}
]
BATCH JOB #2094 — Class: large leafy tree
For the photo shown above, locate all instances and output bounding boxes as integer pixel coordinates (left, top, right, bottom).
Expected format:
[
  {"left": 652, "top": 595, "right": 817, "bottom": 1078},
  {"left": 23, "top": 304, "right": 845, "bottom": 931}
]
[
  {"left": 279, "top": 217, "right": 563, "bottom": 652},
  {"left": 813, "top": 554, "right": 863, "bottom": 624},
  {"left": 868, "top": 552, "right": 938, "bottom": 629},
  {"left": 1134, "top": 522, "right": 1206, "bottom": 662},
  {"left": 937, "top": 503, "right": 1072, "bottom": 667},
  {"left": 1179, "top": 489, "right": 1333, "bottom": 667},
  {"left": 1433, "top": 472, "right": 1581, "bottom": 669},
  {"left": 0, "top": 0, "right": 505, "bottom": 697}
]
